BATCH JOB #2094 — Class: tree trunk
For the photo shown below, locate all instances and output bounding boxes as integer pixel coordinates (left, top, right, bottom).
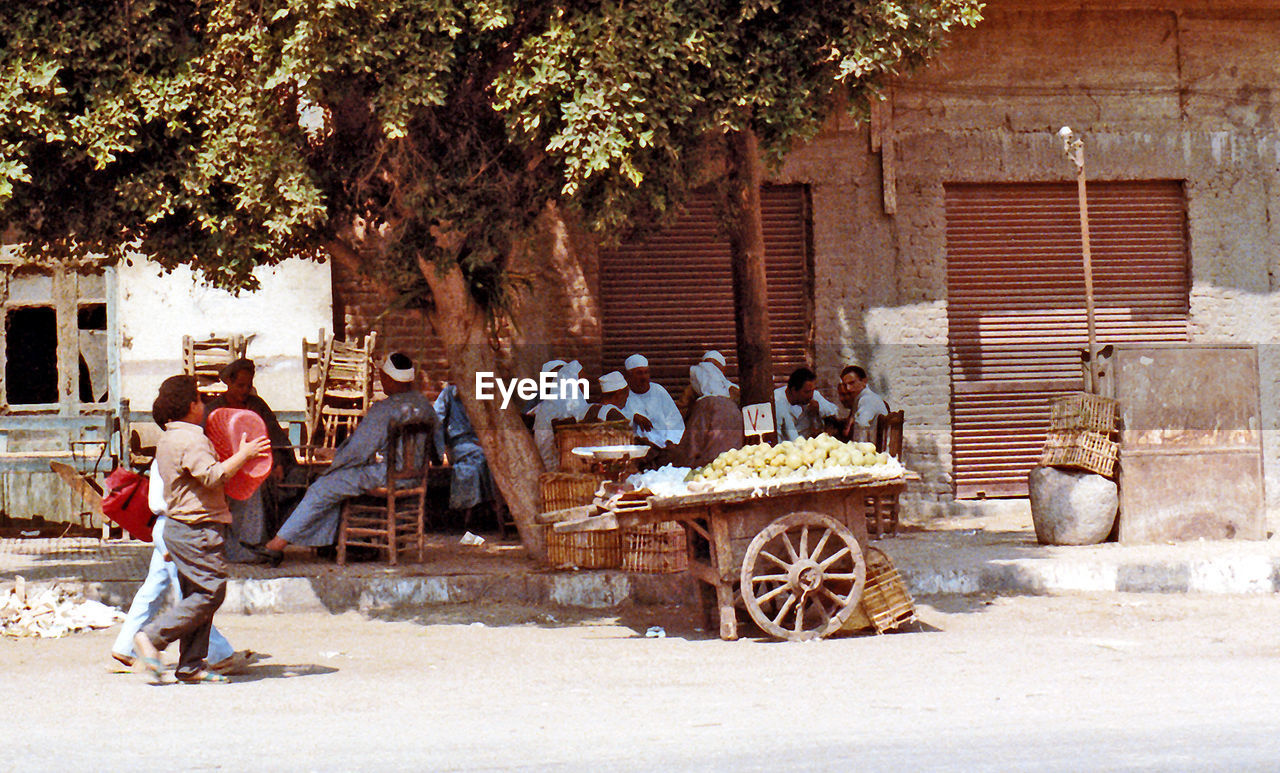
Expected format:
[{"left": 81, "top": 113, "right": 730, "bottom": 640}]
[
  {"left": 416, "top": 257, "right": 548, "bottom": 562},
  {"left": 724, "top": 127, "right": 774, "bottom": 407},
  {"left": 326, "top": 240, "right": 547, "bottom": 561}
]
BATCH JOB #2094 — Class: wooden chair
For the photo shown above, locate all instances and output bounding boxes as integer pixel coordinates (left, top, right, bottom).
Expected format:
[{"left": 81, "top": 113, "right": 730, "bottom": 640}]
[
  {"left": 182, "top": 335, "right": 246, "bottom": 399},
  {"left": 866, "top": 410, "right": 905, "bottom": 539},
  {"left": 336, "top": 419, "right": 439, "bottom": 566}
]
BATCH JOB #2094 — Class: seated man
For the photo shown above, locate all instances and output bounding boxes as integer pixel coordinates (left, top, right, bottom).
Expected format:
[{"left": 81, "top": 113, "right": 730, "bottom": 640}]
[
  {"left": 247, "top": 353, "right": 438, "bottom": 564},
  {"left": 530, "top": 358, "right": 588, "bottom": 471},
  {"left": 434, "top": 381, "right": 503, "bottom": 528},
  {"left": 677, "top": 350, "right": 740, "bottom": 418},
  {"left": 833, "top": 364, "right": 890, "bottom": 444},
  {"left": 581, "top": 371, "right": 632, "bottom": 423},
  {"left": 773, "top": 366, "right": 839, "bottom": 442},
  {"left": 622, "top": 353, "right": 684, "bottom": 448},
  {"left": 673, "top": 362, "right": 745, "bottom": 468},
  {"left": 205, "top": 358, "right": 296, "bottom": 563}
]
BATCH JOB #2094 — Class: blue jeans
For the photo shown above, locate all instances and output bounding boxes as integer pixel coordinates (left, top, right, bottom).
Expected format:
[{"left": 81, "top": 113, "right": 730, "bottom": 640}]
[{"left": 111, "top": 517, "right": 234, "bottom": 663}]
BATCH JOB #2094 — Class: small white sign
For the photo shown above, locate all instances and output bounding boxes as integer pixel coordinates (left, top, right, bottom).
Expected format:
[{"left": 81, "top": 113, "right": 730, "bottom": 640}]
[{"left": 742, "top": 403, "right": 774, "bottom": 437}]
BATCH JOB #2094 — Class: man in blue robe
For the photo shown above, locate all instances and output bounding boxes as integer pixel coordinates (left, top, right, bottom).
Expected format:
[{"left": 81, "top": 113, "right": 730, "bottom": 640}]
[
  {"left": 433, "top": 382, "right": 502, "bottom": 529},
  {"left": 246, "top": 352, "right": 437, "bottom": 564}
]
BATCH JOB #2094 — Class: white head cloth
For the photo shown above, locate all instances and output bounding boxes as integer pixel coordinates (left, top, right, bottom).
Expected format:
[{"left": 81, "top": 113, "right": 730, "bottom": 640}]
[
  {"left": 690, "top": 361, "right": 732, "bottom": 399},
  {"left": 624, "top": 353, "right": 648, "bottom": 371},
  {"left": 701, "top": 350, "right": 727, "bottom": 367},
  {"left": 541, "top": 359, "right": 567, "bottom": 374},
  {"left": 381, "top": 353, "right": 415, "bottom": 383},
  {"left": 599, "top": 370, "right": 627, "bottom": 392}
]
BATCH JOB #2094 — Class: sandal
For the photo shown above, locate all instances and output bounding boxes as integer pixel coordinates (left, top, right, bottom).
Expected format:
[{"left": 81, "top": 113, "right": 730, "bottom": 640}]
[
  {"left": 110, "top": 651, "right": 135, "bottom": 669},
  {"left": 238, "top": 541, "right": 284, "bottom": 567},
  {"left": 133, "top": 633, "right": 165, "bottom": 680},
  {"left": 176, "top": 670, "right": 229, "bottom": 684}
]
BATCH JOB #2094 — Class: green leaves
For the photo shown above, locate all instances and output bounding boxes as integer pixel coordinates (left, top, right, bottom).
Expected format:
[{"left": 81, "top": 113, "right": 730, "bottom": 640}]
[{"left": 0, "top": 0, "right": 981, "bottom": 300}]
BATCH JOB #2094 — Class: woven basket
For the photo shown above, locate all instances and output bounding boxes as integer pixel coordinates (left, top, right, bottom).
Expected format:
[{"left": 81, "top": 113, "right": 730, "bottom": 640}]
[
  {"left": 539, "top": 472, "right": 603, "bottom": 512},
  {"left": 1049, "top": 392, "right": 1118, "bottom": 435},
  {"left": 555, "top": 420, "right": 634, "bottom": 473},
  {"left": 843, "top": 546, "right": 916, "bottom": 634},
  {"left": 622, "top": 522, "right": 688, "bottom": 574},
  {"left": 545, "top": 526, "right": 622, "bottom": 569},
  {"left": 1040, "top": 429, "right": 1118, "bottom": 478}
]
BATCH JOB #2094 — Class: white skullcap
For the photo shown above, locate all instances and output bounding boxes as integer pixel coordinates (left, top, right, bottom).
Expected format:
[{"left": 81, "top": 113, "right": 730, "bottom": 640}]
[
  {"left": 541, "top": 359, "right": 567, "bottom": 373},
  {"left": 381, "top": 353, "right": 415, "bottom": 383},
  {"left": 598, "top": 370, "right": 627, "bottom": 392},
  {"left": 701, "top": 350, "right": 726, "bottom": 367},
  {"left": 624, "top": 353, "right": 648, "bottom": 370}
]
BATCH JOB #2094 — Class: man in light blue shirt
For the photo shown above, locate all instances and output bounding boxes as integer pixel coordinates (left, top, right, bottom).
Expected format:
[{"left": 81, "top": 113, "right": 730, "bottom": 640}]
[
  {"left": 836, "top": 365, "right": 889, "bottom": 443},
  {"left": 772, "top": 367, "right": 839, "bottom": 442}
]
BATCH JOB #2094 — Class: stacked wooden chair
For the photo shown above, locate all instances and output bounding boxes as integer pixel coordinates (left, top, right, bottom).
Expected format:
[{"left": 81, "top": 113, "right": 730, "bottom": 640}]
[
  {"left": 302, "top": 330, "right": 377, "bottom": 459},
  {"left": 182, "top": 335, "right": 246, "bottom": 399}
]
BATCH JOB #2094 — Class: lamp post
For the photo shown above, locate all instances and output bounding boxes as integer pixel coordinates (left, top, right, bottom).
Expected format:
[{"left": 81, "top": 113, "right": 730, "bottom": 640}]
[{"left": 1059, "top": 126, "right": 1099, "bottom": 395}]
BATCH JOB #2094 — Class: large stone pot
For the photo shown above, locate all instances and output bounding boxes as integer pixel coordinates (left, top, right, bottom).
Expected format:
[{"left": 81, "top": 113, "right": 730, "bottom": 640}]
[{"left": 1028, "top": 465, "right": 1118, "bottom": 545}]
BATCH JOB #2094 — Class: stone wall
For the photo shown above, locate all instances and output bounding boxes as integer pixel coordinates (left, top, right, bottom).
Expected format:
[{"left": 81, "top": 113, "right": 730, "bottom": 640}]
[{"left": 777, "top": 0, "right": 1280, "bottom": 520}]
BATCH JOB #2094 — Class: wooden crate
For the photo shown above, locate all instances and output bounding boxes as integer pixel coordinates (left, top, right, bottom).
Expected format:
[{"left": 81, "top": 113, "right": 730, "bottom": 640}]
[
  {"left": 554, "top": 420, "right": 634, "bottom": 473},
  {"left": 1049, "top": 392, "right": 1118, "bottom": 435},
  {"left": 539, "top": 472, "right": 602, "bottom": 512},
  {"left": 843, "top": 546, "right": 916, "bottom": 634},
  {"left": 545, "top": 527, "right": 622, "bottom": 569},
  {"left": 1040, "top": 429, "right": 1118, "bottom": 478},
  {"left": 622, "top": 522, "right": 688, "bottom": 574}
]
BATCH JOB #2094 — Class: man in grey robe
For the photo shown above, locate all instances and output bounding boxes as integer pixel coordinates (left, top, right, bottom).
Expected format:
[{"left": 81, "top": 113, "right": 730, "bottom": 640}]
[
  {"left": 249, "top": 352, "right": 437, "bottom": 563},
  {"left": 434, "top": 382, "right": 501, "bottom": 526}
]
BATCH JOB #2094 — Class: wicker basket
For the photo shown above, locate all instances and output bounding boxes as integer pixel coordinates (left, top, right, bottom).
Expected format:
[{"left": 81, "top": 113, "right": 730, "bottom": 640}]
[
  {"left": 1049, "top": 392, "right": 1118, "bottom": 435},
  {"left": 554, "top": 420, "right": 634, "bottom": 473},
  {"left": 1040, "top": 429, "right": 1118, "bottom": 477},
  {"left": 622, "top": 522, "right": 688, "bottom": 574},
  {"left": 539, "top": 472, "right": 603, "bottom": 512},
  {"left": 545, "top": 526, "right": 623, "bottom": 569},
  {"left": 843, "top": 546, "right": 916, "bottom": 634}
]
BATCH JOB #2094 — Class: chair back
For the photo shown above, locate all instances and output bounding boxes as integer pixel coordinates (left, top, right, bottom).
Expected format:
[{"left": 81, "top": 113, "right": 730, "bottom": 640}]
[
  {"left": 874, "top": 410, "right": 904, "bottom": 458},
  {"left": 385, "top": 419, "right": 440, "bottom": 488}
]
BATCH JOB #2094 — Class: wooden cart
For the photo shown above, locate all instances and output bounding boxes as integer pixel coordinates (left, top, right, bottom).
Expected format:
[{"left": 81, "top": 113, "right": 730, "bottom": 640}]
[{"left": 548, "top": 473, "right": 907, "bottom": 642}]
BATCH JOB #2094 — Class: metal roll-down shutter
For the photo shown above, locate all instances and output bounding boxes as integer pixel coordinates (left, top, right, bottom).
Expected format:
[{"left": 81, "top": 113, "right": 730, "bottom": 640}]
[{"left": 946, "top": 181, "right": 1190, "bottom": 498}]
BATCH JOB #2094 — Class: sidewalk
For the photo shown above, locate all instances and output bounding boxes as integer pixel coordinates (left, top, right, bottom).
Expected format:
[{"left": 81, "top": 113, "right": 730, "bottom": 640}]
[{"left": 3, "top": 509, "right": 1280, "bottom": 615}]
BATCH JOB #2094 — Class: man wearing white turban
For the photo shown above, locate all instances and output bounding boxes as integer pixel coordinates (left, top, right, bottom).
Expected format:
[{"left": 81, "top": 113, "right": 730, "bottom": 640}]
[
  {"left": 531, "top": 359, "right": 588, "bottom": 470},
  {"left": 622, "top": 354, "right": 684, "bottom": 447},
  {"left": 677, "top": 351, "right": 740, "bottom": 417},
  {"left": 673, "top": 362, "right": 745, "bottom": 468}
]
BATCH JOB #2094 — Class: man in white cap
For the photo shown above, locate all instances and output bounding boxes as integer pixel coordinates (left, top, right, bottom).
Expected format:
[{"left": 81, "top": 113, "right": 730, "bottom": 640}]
[
  {"left": 530, "top": 359, "right": 588, "bottom": 470},
  {"left": 678, "top": 350, "right": 740, "bottom": 417},
  {"left": 248, "top": 352, "right": 438, "bottom": 564},
  {"left": 673, "top": 361, "right": 745, "bottom": 468},
  {"left": 622, "top": 353, "right": 684, "bottom": 447},
  {"left": 583, "top": 371, "right": 632, "bottom": 423}
]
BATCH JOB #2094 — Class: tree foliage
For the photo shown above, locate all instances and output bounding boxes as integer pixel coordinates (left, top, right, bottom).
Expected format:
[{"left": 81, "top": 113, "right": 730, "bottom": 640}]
[{"left": 1, "top": 0, "right": 981, "bottom": 297}]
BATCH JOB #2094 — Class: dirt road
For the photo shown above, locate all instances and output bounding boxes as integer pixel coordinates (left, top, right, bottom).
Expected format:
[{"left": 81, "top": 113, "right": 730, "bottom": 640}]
[{"left": 5, "top": 594, "right": 1280, "bottom": 771}]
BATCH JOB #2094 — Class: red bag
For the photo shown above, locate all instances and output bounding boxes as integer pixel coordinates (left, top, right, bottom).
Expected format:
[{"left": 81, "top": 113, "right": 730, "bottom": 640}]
[{"left": 102, "top": 467, "right": 155, "bottom": 542}]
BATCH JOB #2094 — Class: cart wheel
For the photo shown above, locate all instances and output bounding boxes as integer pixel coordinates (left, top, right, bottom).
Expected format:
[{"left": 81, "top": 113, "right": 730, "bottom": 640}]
[{"left": 739, "top": 511, "right": 866, "bottom": 641}]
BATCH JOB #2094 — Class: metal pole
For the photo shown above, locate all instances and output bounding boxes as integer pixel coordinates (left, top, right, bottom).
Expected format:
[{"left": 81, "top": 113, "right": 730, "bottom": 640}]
[{"left": 1060, "top": 127, "right": 1099, "bottom": 394}]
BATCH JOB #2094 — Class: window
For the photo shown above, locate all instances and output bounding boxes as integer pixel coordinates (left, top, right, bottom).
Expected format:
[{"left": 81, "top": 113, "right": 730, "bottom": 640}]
[{"left": 6, "top": 306, "right": 58, "bottom": 405}]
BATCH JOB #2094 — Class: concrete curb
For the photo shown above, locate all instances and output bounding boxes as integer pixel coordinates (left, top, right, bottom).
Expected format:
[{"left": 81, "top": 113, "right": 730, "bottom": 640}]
[{"left": 897, "top": 554, "right": 1280, "bottom": 596}]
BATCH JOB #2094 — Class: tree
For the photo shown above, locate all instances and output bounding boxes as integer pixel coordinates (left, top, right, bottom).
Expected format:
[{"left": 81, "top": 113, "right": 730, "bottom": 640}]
[{"left": 1, "top": 0, "right": 980, "bottom": 558}]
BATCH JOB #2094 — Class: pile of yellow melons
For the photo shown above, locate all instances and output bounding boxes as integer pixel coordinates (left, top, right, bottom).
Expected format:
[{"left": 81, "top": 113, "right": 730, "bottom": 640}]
[{"left": 687, "top": 435, "right": 890, "bottom": 483}]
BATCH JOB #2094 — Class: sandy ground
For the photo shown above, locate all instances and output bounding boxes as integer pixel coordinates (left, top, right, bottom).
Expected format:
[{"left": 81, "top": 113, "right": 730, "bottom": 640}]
[{"left": 5, "top": 593, "right": 1280, "bottom": 771}]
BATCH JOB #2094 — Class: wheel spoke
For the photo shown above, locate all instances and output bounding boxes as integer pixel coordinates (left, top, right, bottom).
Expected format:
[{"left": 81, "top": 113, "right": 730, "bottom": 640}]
[
  {"left": 760, "top": 550, "right": 790, "bottom": 570},
  {"left": 811, "top": 596, "right": 833, "bottom": 624},
  {"left": 780, "top": 532, "right": 799, "bottom": 562},
  {"left": 793, "top": 592, "right": 808, "bottom": 634},
  {"left": 819, "top": 546, "right": 851, "bottom": 570},
  {"left": 819, "top": 586, "right": 850, "bottom": 606},
  {"left": 756, "top": 583, "right": 791, "bottom": 606},
  {"left": 809, "top": 528, "right": 832, "bottom": 562},
  {"left": 750, "top": 573, "right": 789, "bottom": 584},
  {"left": 799, "top": 525, "right": 809, "bottom": 559},
  {"left": 772, "top": 592, "right": 799, "bottom": 626},
  {"left": 823, "top": 572, "right": 859, "bottom": 581}
]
